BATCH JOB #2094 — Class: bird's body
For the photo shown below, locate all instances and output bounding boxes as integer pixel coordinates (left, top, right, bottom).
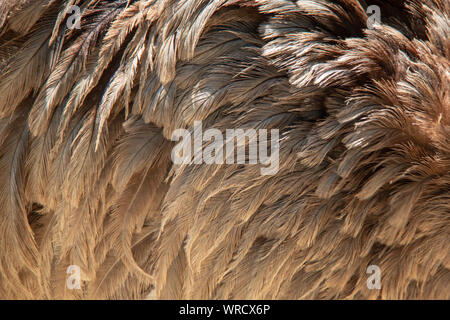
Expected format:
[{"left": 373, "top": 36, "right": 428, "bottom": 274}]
[{"left": 0, "top": 0, "right": 448, "bottom": 299}]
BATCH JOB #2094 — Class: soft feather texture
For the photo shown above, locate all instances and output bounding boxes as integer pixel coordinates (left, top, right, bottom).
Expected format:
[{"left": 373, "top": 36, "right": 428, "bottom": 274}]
[{"left": 0, "top": 0, "right": 448, "bottom": 299}]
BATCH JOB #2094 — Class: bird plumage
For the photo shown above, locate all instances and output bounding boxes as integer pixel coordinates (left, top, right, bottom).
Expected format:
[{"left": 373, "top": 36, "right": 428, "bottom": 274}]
[{"left": 0, "top": 0, "right": 448, "bottom": 299}]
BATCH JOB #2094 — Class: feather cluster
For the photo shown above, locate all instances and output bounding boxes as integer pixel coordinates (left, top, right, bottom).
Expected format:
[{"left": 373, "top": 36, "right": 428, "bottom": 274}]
[{"left": 0, "top": 0, "right": 448, "bottom": 299}]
